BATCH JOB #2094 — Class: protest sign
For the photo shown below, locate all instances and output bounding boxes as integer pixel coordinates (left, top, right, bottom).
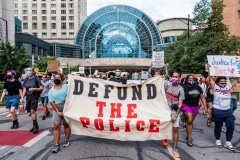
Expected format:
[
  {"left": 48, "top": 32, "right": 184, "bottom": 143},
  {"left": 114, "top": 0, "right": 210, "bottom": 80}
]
[
  {"left": 64, "top": 76, "right": 172, "bottom": 141},
  {"left": 207, "top": 55, "right": 240, "bottom": 77},
  {"left": 79, "top": 67, "right": 84, "bottom": 74},
  {"left": 141, "top": 71, "right": 149, "bottom": 80},
  {"left": 152, "top": 51, "right": 164, "bottom": 69},
  {"left": 47, "top": 60, "right": 59, "bottom": 72}
]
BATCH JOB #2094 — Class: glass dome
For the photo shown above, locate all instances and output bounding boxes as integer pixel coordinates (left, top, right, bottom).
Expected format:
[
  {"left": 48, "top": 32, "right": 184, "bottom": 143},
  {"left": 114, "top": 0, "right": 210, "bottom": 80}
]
[{"left": 75, "top": 5, "right": 163, "bottom": 59}]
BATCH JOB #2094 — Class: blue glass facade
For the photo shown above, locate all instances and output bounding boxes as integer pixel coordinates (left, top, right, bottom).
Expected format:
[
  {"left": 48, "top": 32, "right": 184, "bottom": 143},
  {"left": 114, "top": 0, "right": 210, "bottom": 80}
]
[{"left": 75, "top": 5, "right": 163, "bottom": 59}]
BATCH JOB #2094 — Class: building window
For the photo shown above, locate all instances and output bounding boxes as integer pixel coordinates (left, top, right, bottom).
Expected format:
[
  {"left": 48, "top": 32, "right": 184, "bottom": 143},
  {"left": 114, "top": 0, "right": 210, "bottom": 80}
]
[
  {"left": 51, "top": 33, "right": 56, "bottom": 38},
  {"left": 42, "top": 10, "right": 46, "bottom": 14},
  {"left": 69, "top": 3, "right": 74, "bottom": 8},
  {"left": 51, "top": 23, "right": 56, "bottom": 29},
  {"left": 61, "top": 16, "right": 66, "bottom": 20},
  {"left": 69, "top": 16, "right": 74, "bottom": 20},
  {"left": 61, "top": 3, "right": 66, "bottom": 8},
  {"left": 42, "top": 33, "right": 47, "bottom": 38},
  {"left": 32, "top": 16, "right": 37, "bottom": 20},
  {"left": 61, "top": 32, "right": 66, "bottom": 38},
  {"left": 22, "top": 3, "right": 27, "bottom": 8},
  {"left": 61, "top": 10, "right": 66, "bottom": 14},
  {"left": 51, "top": 16, "right": 56, "bottom": 20},
  {"left": 32, "top": 33, "right": 38, "bottom": 37},
  {"left": 14, "top": 10, "right": 18, "bottom": 14},
  {"left": 42, "top": 23, "right": 47, "bottom": 29},
  {"left": 32, "top": 3, "right": 37, "bottom": 8},
  {"left": 69, "top": 23, "right": 74, "bottom": 29},
  {"left": 51, "top": 10, "right": 56, "bottom": 14},
  {"left": 41, "top": 3, "right": 46, "bottom": 8},
  {"left": 69, "top": 32, "right": 74, "bottom": 38},
  {"left": 23, "top": 16, "right": 28, "bottom": 21},
  {"left": 32, "top": 23, "right": 37, "bottom": 29},
  {"left": 32, "top": 10, "right": 37, "bottom": 14},
  {"left": 14, "top": 3, "right": 18, "bottom": 8},
  {"left": 69, "top": 10, "right": 74, "bottom": 14},
  {"left": 23, "top": 23, "right": 28, "bottom": 29},
  {"left": 23, "top": 10, "right": 28, "bottom": 14},
  {"left": 42, "top": 16, "right": 47, "bottom": 20},
  {"left": 51, "top": 4, "right": 56, "bottom": 8},
  {"left": 61, "top": 23, "right": 66, "bottom": 29},
  {"left": 32, "top": 45, "right": 36, "bottom": 54}
]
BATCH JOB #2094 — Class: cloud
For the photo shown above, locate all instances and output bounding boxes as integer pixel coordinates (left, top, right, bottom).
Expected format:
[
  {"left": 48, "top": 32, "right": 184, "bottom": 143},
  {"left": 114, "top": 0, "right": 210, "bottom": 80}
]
[{"left": 87, "top": 0, "right": 200, "bottom": 22}]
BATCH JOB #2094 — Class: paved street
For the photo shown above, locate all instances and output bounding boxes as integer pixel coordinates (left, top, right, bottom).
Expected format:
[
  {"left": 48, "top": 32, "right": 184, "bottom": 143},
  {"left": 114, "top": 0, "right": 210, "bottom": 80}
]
[{"left": 0, "top": 104, "right": 240, "bottom": 160}]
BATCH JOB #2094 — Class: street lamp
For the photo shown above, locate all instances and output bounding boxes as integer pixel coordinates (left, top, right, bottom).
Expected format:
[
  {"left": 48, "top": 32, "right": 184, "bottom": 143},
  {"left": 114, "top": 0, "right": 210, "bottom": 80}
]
[{"left": 86, "top": 60, "right": 91, "bottom": 75}]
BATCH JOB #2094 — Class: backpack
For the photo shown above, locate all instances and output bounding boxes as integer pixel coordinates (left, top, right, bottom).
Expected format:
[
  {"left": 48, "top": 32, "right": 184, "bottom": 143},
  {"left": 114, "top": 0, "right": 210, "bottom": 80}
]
[{"left": 23, "top": 77, "right": 42, "bottom": 96}]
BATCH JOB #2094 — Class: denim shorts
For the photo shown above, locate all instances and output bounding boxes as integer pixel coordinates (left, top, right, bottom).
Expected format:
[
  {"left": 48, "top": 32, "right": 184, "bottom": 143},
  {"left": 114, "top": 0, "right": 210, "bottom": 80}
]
[
  {"left": 41, "top": 96, "right": 49, "bottom": 104},
  {"left": 6, "top": 95, "right": 20, "bottom": 109}
]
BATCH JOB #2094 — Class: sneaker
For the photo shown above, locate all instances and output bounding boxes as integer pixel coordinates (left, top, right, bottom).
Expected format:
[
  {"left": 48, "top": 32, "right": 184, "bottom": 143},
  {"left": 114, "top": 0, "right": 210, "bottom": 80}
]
[
  {"left": 46, "top": 111, "right": 50, "bottom": 117},
  {"left": 52, "top": 144, "right": 60, "bottom": 153},
  {"left": 162, "top": 139, "right": 169, "bottom": 147},
  {"left": 6, "top": 114, "right": 11, "bottom": 118},
  {"left": 63, "top": 141, "right": 70, "bottom": 148},
  {"left": 172, "top": 148, "right": 180, "bottom": 158},
  {"left": 215, "top": 140, "right": 222, "bottom": 148},
  {"left": 42, "top": 116, "right": 46, "bottom": 120},
  {"left": 224, "top": 142, "right": 235, "bottom": 151}
]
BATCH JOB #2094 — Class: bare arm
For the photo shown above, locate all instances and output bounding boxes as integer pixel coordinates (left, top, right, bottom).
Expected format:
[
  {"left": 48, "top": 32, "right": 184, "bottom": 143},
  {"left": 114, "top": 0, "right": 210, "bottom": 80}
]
[
  {"left": 0, "top": 89, "right": 7, "bottom": 103},
  {"left": 207, "top": 64, "right": 215, "bottom": 89},
  {"left": 200, "top": 94, "right": 208, "bottom": 113},
  {"left": 231, "top": 77, "right": 239, "bottom": 87}
]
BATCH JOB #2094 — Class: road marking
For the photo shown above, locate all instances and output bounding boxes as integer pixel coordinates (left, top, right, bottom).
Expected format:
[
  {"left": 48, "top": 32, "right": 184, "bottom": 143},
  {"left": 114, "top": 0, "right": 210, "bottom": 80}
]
[
  {"left": 167, "top": 145, "right": 181, "bottom": 160},
  {"left": 23, "top": 131, "right": 50, "bottom": 147},
  {"left": 0, "top": 146, "right": 7, "bottom": 149},
  {"left": 0, "top": 112, "right": 8, "bottom": 116}
]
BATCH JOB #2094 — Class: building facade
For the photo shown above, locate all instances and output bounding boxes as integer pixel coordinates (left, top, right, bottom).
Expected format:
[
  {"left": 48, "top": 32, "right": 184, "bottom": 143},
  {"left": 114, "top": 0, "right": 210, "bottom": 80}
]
[
  {"left": 222, "top": 0, "right": 240, "bottom": 37},
  {"left": 0, "top": 0, "right": 15, "bottom": 45},
  {"left": 14, "top": 0, "right": 87, "bottom": 44}
]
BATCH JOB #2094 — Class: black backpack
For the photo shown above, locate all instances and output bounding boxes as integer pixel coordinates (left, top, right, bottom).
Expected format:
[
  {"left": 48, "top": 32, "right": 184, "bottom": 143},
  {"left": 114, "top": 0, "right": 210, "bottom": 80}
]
[{"left": 23, "top": 77, "right": 42, "bottom": 96}]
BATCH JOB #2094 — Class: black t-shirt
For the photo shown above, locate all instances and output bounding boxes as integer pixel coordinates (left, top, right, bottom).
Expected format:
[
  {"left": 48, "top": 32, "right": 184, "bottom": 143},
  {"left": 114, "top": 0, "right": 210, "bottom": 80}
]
[
  {"left": 4, "top": 80, "right": 22, "bottom": 96},
  {"left": 182, "top": 84, "right": 203, "bottom": 106},
  {"left": 109, "top": 77, "right": 127, "bottom": 84},
  {"left": 206, "top": 85, "right": 214, "bottom": 100}
]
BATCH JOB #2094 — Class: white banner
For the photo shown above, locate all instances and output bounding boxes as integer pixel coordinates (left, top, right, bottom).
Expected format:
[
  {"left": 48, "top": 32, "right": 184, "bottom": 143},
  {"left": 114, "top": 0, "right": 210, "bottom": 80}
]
[
  {"left": 207, "top": 55, "right": 240, "bottom": 77},
  {"left": 64, "top": 76, "right": 172, "bottom": 141},
  {"left": 152, "top": 51, "right": 164, "bottom": 69}
]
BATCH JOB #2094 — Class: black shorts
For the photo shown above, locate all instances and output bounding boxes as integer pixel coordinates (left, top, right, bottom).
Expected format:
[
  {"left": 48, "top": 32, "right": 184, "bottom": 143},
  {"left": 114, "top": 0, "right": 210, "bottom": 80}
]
[
  {"left": 206, "top": 97, "right": 213, "bottom": 103},
  {"left": 26, "top": 95, "right": 39, "bottom": 112}
]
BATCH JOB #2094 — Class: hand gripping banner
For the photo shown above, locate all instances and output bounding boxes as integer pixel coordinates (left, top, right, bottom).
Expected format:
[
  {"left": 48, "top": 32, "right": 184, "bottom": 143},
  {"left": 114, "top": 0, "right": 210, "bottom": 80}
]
[{"left": 64, "top": 75, "right": 172, "bottom": 141}]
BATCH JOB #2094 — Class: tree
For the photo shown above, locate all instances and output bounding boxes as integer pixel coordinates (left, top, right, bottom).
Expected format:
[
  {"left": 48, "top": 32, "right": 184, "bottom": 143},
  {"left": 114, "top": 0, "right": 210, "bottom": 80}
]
[
  {"left": 34, "top": 56, "right": 57, "bottom": 73},
  {"left": 165, "top": 0, "right": 240, "bottom": 75},
  {"left": 0, "top": 41, "right": 30, "bottom": 80},
  {"left": 63, "top": 64, "right": 80, "bottom": 75}
]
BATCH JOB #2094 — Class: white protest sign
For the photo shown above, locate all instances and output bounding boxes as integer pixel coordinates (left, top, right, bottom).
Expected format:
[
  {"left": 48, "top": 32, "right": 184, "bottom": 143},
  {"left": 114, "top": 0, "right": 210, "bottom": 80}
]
[
  {"left": 79, "top": 67, "right": 84, "bottom": 74},
  {"left": 152, "top": 51, "right": 164, "bottom": 69},
  {"left": 141, "top": 71, "right": 149, "bottom": 80},
  {"left": 207, "top": 55, "right": 240, "bottom": 77}
]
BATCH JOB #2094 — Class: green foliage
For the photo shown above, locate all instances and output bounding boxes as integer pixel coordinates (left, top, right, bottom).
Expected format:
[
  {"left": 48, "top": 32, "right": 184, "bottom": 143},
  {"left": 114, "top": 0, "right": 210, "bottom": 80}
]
[
  {"left": 34, "top": 56, "right": 57, "bottom": 73},
  {"left": 0, "top": 41, "right": 30, "bottom": 80},
  {"left": 165, "top": 0, "right": 240, "bottom": 75},
  {"left": 63, "top": 64, "right": 80, "bottom": 75}
]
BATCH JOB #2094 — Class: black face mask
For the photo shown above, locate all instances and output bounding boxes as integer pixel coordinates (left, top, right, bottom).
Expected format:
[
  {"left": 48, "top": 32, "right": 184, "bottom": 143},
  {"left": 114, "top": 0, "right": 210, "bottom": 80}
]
[
  {"left": 54, "top": 79, "right": 61, "bottom": 85},
  {"left": 7, "top": 75, "right": 12, "bottom": 79}
]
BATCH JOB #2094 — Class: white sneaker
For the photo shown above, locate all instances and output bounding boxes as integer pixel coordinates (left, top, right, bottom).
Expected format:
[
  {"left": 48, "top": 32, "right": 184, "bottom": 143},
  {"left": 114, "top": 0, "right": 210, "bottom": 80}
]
[
  {"left": 6, "top": 114, "right": 11, "bottom": 118},
  {"left": 224, "top": 141, "right": 235, "bottom": 151},
  {"left": 215, "top": 140, "right": 222, "bottom": 147},
  {"left": 25, "top": 110, "right": 28, "bottom": 113}
]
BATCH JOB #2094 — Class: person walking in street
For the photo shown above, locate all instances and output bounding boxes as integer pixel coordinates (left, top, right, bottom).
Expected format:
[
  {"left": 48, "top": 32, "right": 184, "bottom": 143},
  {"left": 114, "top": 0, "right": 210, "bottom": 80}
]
[
  {"left": 23, "top": 67, "right": 43, "bottom": 134},
  {"left": 48, "top": 73, "right": 71, "bottom": 153},
  {"left": 0, "top": 70, "right": 24, "bottom": 129},
  {"left": 182, "top": 74, "right": 208, "bottom": 147},
  {"left": 162, "top": 68, "right": 185, "bottom": 158},
  {"left": 40, "top": 73, "right": 52, "bottom": 120},
  {"left": 208, "top": 65, "right": 238, "bottom": 151}
]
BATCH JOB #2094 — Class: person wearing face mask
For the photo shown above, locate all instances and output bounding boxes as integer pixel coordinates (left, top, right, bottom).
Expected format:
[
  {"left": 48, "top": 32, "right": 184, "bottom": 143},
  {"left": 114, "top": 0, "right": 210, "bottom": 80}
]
[
  {"left": 162, "top": 68, "right": 185, "bottom": 158},
  {"left": 101, "top": 73, "right": 107, "bottom": 80},
  {"left": 40, "top": 73, "right": 52, "bottom": 120},
  {"left": 182, "top": 74, "right": 207, "bottom": 147},
  {"left": 48, "top": 73, "right": 71, "bottom": 153},
  {"left": 208, "top": 65, "right": 238, "bottom": 151},
  {"left": 109, "top": 69, "right": 127, "bottom": 84},
  {"left": 0, "top": 70, "right": 24, "bottom": 129},
  {"left": 23, "top": 67, "right": 43, "bottom": 134}
]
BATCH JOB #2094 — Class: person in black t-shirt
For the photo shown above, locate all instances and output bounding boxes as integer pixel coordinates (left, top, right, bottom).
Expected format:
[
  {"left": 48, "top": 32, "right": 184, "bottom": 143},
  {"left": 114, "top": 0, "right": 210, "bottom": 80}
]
[
  {"left": 109, "top": 69, "right": 127, "bottom": 84},
  {"left": 0, "top": 70, "right": 24, "bottom": 129},
  {"left": 182, "top": 74, "right": 207, "bottom": 147}
]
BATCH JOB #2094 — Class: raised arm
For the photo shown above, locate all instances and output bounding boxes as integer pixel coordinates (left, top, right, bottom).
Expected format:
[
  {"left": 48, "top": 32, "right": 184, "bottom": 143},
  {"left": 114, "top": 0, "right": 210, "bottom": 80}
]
[
  {"left": 207, "top": 64, "right": 215, "bottom": 89},
  {"left": 231, "top": 77, "right": 239, "bottom": 87}
]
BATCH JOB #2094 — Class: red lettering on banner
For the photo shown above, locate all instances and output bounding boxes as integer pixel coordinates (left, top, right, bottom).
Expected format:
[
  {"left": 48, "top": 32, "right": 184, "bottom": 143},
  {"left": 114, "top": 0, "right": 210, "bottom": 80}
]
[
  {"left": 94, "top": 118, "right": 104, "bottom": 131},
  {"left": 148, "top": 119, "right": 160, "bottom": 132},
  {"left": 80, "top": 117, "right": 90, "bottom": 128},
  {"left": 109, "top": 120, "right": 120, "bottom": 132},
  {"left": 125, "top": 120, "right": 131, "bottom": 132},
  {"left": 96, "top": 101, "right": 106, "bottom": 117},
  {"left": 110, "top": 103, "right": 122, "bottom": 118},
  {"left": 127, "top": 104, "right": 137, "bottom": 118},
  {"left": 136, "top": 120, "right": 145, "bottom": 131}
]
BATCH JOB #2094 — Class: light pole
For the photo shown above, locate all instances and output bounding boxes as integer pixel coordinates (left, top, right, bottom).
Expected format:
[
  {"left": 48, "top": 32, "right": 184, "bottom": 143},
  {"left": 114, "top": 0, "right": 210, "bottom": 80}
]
[{"left": 86, "top": 60, "right": 91, "bottom": 75}]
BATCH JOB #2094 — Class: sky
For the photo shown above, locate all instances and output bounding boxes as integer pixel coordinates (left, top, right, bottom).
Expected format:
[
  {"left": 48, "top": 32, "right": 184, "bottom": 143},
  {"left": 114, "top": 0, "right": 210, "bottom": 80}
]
[{"left": 87, "top": 0, "right": 200, "bottom": 22}]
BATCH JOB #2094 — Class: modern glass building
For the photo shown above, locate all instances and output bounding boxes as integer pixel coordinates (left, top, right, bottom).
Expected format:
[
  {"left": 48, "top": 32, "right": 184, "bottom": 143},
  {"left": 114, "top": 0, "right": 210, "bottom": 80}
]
[{"left": 75, "top": 5, "right": 163, "bottom": 59}]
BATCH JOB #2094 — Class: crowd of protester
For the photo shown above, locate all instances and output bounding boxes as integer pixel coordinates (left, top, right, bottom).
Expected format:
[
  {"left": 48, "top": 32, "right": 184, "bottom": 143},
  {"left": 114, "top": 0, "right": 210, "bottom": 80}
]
[{"left": 0, "top": 63, "right": 239, "bottom": 157}]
